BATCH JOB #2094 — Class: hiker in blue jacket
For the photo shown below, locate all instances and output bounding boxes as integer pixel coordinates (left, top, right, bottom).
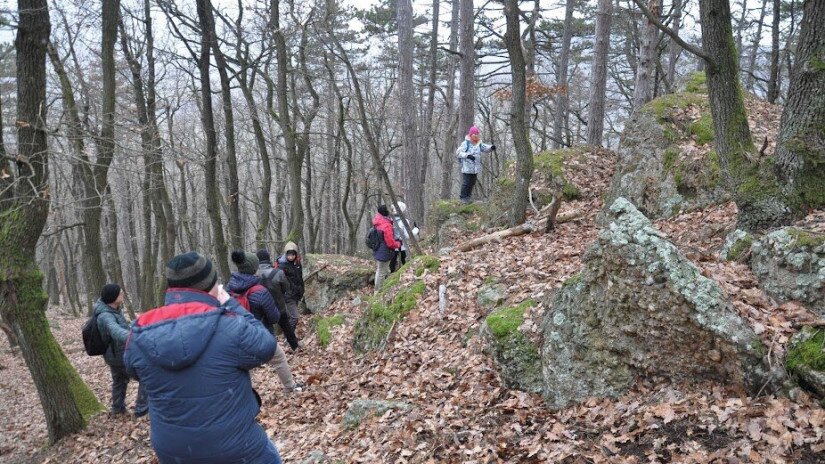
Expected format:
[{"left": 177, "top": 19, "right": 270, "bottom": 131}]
[
  {"left": 229, "top": 250, "right": 304, "bottom": 394},
  {"left": 455, "top": 125, "right": 495, "bottom": 203},
  {"left": 95, "top": 283, "right": 147, "bottom": 417},
  {"left": 124, "top": 251, "right": 282, "bottom": 464}
]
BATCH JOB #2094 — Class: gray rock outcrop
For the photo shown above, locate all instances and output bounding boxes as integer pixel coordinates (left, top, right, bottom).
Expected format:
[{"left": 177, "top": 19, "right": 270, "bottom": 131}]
[
  {"left": 341, "top": 399, "right": 412, "bottom": 430},
  {"left": 750, "top": 228, "right": 825, "bottom": 316},
  {"left": 541, "top": 198, "right": 773, "bottom": 409},
  {"left": 303, "top": 254, "right": 374, "bottom": 313}
]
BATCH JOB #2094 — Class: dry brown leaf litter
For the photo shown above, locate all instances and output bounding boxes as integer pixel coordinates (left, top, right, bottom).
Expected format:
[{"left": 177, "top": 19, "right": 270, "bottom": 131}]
[{"left": 1, "top": 151, "right": 823, "bottom": 463}]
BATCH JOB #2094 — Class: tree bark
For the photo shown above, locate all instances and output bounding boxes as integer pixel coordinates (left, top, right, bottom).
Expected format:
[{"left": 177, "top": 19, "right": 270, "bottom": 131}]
[
  {"left": 587, "top": 0, "right": 613, "bottom": 146},
  {"left": 773, "top": 0, "right": 825, "bottom": 217},
  {"left": 440, "top": 0, "right": 461, "bottom": 199},
  {"left": 766, "top": 0, "right": 781, "bottom": 103},
  {"left": 553, "top": 0, "right": 575, "bottom": 148},
  {"left": 270, "top": 0, "right": 304, "bottom": 246},
  {"left": 0, "top": 0, "right": 102, "bottom": 443},
  {"left": 207, "top": 4, "right": 243, "bottom": 249},
  {"left": 458, "top": 0, "right": 475, "bottom": 137},
  {"left": 745, "top": 0, "right": 768, "bottom": 90},
  {"left": 398, "top": 0, "right": 424, "bottom": 220},
  {"left": 196, "top": 0, "right": 230, "bottom": 279},
  {"left": 503, "top": 0, "right": 534, "bottom": 226},
  {"left": 633, "top": 0, "right": 658, "bottom": 109},
  {"left": 666, "top": 0, "right": 683, "bottom": 90}
]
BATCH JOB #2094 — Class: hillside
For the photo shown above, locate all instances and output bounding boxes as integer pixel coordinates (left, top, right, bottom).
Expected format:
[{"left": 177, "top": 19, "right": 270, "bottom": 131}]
[{"left": 2, "top": 139, "right": 824, "bottom": 463}]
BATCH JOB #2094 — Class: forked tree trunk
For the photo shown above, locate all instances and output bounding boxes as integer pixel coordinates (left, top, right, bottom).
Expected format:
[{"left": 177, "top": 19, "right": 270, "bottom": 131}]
[
  {"left": 458, "top": 0, "right": 475, "bottom": 136},
  {"left": 440, "top": 0, "right": 461, "bottom": 199},
  {"left": 633, "top": 0, "right": 658, "bottom": 109},
  {"left": 0, "top": 0, "right": 102, "bottom": 443}
]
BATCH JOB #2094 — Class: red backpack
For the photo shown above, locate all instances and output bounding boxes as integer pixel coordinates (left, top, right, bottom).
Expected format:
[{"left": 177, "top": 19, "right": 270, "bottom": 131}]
[{"left": 231, "top": 284, "right": 266, "bottom": 312}]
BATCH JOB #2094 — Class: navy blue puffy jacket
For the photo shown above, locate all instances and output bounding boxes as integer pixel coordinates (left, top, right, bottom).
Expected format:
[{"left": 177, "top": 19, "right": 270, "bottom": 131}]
[{"left": 124, "top": 288, "right": 277, "bottom": 464}]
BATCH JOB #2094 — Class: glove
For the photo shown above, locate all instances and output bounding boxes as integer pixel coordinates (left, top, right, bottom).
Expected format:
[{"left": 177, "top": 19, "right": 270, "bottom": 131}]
[
  {"left": 466, "top": 154, "right": 476, "bottom": 161},
  {"left": 490, "top": 144, "right": 496, "bottom": 151}
]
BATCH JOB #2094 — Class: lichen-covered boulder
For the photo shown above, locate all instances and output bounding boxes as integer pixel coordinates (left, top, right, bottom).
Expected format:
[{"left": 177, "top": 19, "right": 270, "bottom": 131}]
[
  {"left": 721, "top": 229, "right": 754, "bottom": 261},
  {"left": 750, "top": 228, "right": 825, "bottom": 316},
  {"left": 541, "top": 198, "right": 773, "bottom": 410},
  {"left": 786, "top": 326, "right": 825, "bottom": 400},
  {"left": 303, "top": 254, "right": 374, "bottom": 313},
  {"left": 481, "top": 301, "right": 542, "bottom": 393},
  {"left": 341, "top": 399, "right": 412, "bottom": 430},
  {"left": 603, "top": 75, "right": 733, "bottom": 219},
  {"left": 476, "top": 282, "right": 508, "bottom": 309}
]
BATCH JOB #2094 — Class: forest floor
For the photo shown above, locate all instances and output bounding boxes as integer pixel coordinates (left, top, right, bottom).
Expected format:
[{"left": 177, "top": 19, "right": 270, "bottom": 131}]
[{"left": 2, "top": 153, "right": 825, "bottom": 463}]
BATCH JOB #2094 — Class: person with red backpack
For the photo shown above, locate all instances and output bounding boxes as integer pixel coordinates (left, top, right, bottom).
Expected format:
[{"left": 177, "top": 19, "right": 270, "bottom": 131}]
[
  {"left": 372, "top": 205, "right": 402, "bottom": 293},
  {"left": 229, "top": 251, "right": 304, "bottom": 394}
]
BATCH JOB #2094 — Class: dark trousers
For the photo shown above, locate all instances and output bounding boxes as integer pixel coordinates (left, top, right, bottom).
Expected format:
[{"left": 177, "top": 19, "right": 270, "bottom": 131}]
[
  {"left": 460, "top": 173, "right": 477, "bottom": 201},
  {"left": 390, "top": 250, "right": 407, "bottom": 273},
  {"left": 110, "top": 364, "right": 148, "bottom": 415}
]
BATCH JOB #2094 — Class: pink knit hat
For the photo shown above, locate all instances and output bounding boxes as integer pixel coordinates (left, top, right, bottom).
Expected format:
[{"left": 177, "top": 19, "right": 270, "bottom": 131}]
[{"left": 467, "top": 125, "right": 480, "bottom": 136}]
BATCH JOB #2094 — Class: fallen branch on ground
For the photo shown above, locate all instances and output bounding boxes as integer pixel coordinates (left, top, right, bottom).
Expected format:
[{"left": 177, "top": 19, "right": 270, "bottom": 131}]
[
  {"left": 455, "top": 209, "right": 585, "bottom": 252},
  {"left": 303, "top": 264, "right": 330, "bottom": 284}
]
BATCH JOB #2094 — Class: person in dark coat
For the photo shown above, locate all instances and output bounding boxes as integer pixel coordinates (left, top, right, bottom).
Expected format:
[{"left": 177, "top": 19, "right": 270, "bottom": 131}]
[
  {"left": 372, "top": 205, "right": 401, "bottom": 293},
  {"left": 276, "top": 241, "right": 304, "bottom": 331},
  {"left": 95, "top": 283, "right": 147, "bottom": 417},
  {"left": 229, "top": 251, "right": 303, "bottom": 394},
  {"left": 124, "top": 252, "right": 283, "bottom": 464},
  {"left": 256, "top": 248, "right": 291, "bottom": 323}
]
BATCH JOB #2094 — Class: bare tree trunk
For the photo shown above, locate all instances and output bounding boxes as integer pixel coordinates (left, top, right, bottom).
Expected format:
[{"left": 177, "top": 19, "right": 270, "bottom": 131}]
[
  {"left": 207, "top": 4, "right": 243, "bottom": 249},
  {"left": 398, "top": 0, "right": 423, "bottom": 220},
  {"left": 0, "top": 0, "right": 102, "bottom": 442},
  {"left": 458, "top": 0, "right": 475, "bottom": 137},
  {"left": 666, "top": 0, "right": 683, "bottom": 89},
  {"left": 766, "top": 0, "right": 781, "bottom": 103},
  {"left": 633, "top": 0, "right": 658, "bottom": 109},
  {"left": 196, "top": 0, "right": 230, "bottom": 279},
  {"left": 270, "top": 0, "right": 304, "bottom": 246},
  {"left": 587, "top": 0, "right": 613, "bottom": 146},
  {"left": 420, "top": 0, "right": 440, "bottom": 212},
  {"left": 440, "top": 0, "right": 461, "bottom": 199},
  {"left": 503, "top": 0, "right": 534, "bottom": 226},
  {"left": 745, "top": 0, "right": 768, "bottom": 90},
  {"left": 553, "top": 0, "right": 575, "bottom": 148}
]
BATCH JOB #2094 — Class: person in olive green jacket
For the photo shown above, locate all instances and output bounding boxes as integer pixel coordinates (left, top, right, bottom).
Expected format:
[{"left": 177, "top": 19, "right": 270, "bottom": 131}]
[{"left": 95, "top": 283, "right": 147, "bottom": 416}]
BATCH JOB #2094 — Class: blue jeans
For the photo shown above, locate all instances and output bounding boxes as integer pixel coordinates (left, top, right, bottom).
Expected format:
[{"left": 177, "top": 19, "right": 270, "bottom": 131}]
[{"left": 110, "top": 364, "right": 147, "bottom": 414}]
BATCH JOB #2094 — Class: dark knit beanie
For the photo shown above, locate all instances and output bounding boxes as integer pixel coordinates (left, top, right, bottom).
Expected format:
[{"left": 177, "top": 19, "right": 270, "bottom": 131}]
[
  {"left": 166, "top": 251, "right": 218, "bottom": 291},
  {"left": 100, "top": 283, "right": 121, "bottom": 305},
  {"left": 377, "top": 204, "right": 390, "bottom": 217},
  {"left": 231, "top": 250, "right": 260, "bottom": 275},
  {"left": 256, "top": 249, "right": 271, "bottom": 263}
]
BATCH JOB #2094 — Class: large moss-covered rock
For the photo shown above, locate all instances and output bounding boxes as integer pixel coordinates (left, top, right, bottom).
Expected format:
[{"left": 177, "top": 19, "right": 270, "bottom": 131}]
[
  {"left": 541, "top": 198, "right": 773, "bottom": 409},
  {"left": 750, "top": 228, "right": 825, "bottom": 316},
  {"left": 603, "top": 79, "right": 728, "bottom": 219},
  {"left": 429, "top": 200, "right": 482, "bottom": 249},
  {"left": 786, "top": 326, "right": 825, "bottom": 400},
  {"left": 303, "top": 254, "right": 374, "bottom": 313},
  {"left": 482, "top": 301, "right": 543, "bottom": 393}
]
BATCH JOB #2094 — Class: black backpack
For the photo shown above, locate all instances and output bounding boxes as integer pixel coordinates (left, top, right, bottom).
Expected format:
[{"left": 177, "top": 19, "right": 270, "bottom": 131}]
[
  {"left": 82, "top": 313, "right": 108, "bottom": 356},
  {"left": 365, "top": 227, "right": 382, "bottom": 251}
]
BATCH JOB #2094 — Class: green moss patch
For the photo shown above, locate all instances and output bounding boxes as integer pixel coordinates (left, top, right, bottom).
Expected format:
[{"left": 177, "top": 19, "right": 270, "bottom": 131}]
[
  {"left": 486, "top": 300, "right": 535, "bottom": 339},
  {"left": 684, "top": 71, "right": 707, "bottom": 93},
  {"left": 562, "top": 183, "right": 581, "bottom": 200},
  {"left": 689, "top": 113, "right": 715, "bottom": 145},
  {"left": 643, "top": 93, "right": 707, "bottom": 124},
  {"left": 314, "top": 314, "right": 346, "bottom": 348},
  {"left": 483, "top": 300, "right": 543, "bottom": 393},
  {"left": 787, "top": 328, "right": 825, "bottom": 372},
  {"left": 726, "top": 235, "right": 753, "bottom": 261},
  {"left": 353, "top": 280, "right": 426, "bottom": 352},
  {"left": 788, "top": 228, "right": 825, "bottom": 250},
  {"left": 432, "top": 200, "right": 481, "bottom": 222}
]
